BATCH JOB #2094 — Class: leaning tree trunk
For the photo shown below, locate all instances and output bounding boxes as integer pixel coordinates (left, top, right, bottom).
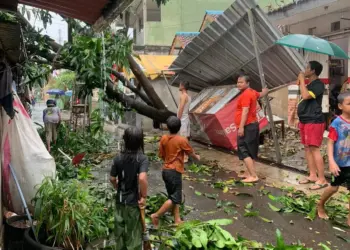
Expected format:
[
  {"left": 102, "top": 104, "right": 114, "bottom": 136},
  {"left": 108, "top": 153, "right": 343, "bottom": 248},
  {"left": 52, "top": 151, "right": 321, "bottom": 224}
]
[
  {"left": 128, "top": 54, "right": 167, "bottom": 110},
  {"left": 109, "top": 69, "right": 153, "bottom": 106},
  {"left": 21, "top": 16, "right": 175, "bottom": 122},
  {"left": 105, "top": 81, "right": 174, "bottom": 122}
]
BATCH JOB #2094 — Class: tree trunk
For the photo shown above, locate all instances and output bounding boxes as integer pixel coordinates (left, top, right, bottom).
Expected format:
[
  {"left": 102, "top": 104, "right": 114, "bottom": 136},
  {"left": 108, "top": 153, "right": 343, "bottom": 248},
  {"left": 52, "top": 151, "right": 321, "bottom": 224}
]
[
  {"left": 68, "top": 21, "right": 73, "bottom": 43},
  {"left": 105, "top": 81, "right": 175, "bottom": 122},
  {"left": 109, "top": 69, "right": 153, "bottom": 106},
  {"left": 128, "top": 54, "right": 166, "bottom": 110}
]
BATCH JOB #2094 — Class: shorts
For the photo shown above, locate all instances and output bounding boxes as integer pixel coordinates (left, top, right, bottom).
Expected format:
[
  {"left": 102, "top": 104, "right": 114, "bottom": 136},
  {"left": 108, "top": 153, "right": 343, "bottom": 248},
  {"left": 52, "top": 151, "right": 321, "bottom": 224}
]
[
  {"left": 115, "top": 204, "right": 142, "bottom": 250},
  {"left": 331, "top": 167, "right": 350, "bottom": 190},
  {"left": 237, "top": 122, "right": 259, "bottom": 160},
  {"left": 45, "top": 122, "right": 58, "bottom": 143},
  {"left": 299, "top": 122, "right": 325, "bottom": 147},
  {"left": 162, "top": 169, "right": 182, "bottom": 204}
]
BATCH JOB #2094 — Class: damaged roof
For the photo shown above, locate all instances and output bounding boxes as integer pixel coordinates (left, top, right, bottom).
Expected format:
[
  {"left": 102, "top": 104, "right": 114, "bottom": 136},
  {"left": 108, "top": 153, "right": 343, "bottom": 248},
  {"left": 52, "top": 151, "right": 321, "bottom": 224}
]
[
  {"left": 0, "top": 0, "right": 133, "bottom": 31},
  {"left": 169, "top": 0, "right": 304, "bottom": 91}
]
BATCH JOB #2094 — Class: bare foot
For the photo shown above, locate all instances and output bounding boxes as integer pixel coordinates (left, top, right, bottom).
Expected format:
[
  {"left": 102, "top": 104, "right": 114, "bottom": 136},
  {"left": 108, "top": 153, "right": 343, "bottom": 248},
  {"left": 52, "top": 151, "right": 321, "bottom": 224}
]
[
  {"left": 242, "top": 176, "right": 259, "bottom": 183},
  {"left": 151, "top": 214, "right": 159, "bottom": 229},
  {"left": 174, "top": 220, "right": 184, "bottom": 226},
  {"left": 238, "top": 172, "right": 249, "bottom": 178},
  {"left": 317, "top": 204, "right": 329, "bottom": 220}
]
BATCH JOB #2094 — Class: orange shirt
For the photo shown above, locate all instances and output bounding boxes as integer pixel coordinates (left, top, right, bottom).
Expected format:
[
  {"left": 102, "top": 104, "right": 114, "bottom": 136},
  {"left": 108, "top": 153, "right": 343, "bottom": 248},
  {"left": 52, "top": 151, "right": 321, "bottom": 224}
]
[
  {"left": 159, "top": 134, "right": 194, "bottom": 174},
  {"left": 234, "top": 88, "right": 260, "bottom": 127}
]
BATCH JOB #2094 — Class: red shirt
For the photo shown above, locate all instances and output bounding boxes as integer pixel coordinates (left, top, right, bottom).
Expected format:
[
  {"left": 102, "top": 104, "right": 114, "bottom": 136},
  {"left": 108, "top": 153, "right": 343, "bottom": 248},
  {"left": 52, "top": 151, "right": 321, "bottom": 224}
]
[{"left": 234, "top": 88, "right": 260, "bottom": 127}]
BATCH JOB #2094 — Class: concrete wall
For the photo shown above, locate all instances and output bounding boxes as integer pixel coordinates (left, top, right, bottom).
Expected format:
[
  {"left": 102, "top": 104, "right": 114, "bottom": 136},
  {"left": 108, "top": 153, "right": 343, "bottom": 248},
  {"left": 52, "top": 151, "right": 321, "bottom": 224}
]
[
  {"left": 269, "top": 87, "right": 289, "bottom": 120},
  {"left": 288, "top": 10, "right": 350, "bottom": 36},
  {"left": 145, "top": 0, "right": 232, "bottom": 46},
  {"left": 133, "top": 45, "right": 171, "bottom": 55},
  {"left": 141, "top": 78, "right": 197, "bottom": 131}
]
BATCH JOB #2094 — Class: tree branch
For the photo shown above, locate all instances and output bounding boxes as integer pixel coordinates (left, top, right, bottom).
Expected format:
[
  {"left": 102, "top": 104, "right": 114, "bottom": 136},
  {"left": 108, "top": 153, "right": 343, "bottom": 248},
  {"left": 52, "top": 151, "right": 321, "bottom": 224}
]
[
  {"left": 105, "top": 81, "right": 175, "bottom": 122},
  {"left": 109, "top": 68, "right": 153, "bottom": 106},
  {"left": 128, "top": 54, "right": 166, "bottom": 110}
]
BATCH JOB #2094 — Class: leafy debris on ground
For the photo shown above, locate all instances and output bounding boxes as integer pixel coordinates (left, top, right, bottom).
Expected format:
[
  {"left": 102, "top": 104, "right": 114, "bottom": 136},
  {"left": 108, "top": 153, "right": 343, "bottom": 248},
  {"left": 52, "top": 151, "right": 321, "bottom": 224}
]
[
  {"left": 268, "top": 190, "right": 348, "bottom": 224},
  {"left": 146, "top": 152, "right": 161, "bottom": 162},
  {"left": 187, "top": 163, "right": 216, "bottom": 176}
]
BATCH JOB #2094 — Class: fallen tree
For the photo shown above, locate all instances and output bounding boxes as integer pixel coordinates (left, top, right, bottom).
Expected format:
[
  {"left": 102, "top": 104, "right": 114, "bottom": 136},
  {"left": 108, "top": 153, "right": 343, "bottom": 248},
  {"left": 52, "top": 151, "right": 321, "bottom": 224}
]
[{"left": 1, "top": 8, "right": 177, "bottom": 122}]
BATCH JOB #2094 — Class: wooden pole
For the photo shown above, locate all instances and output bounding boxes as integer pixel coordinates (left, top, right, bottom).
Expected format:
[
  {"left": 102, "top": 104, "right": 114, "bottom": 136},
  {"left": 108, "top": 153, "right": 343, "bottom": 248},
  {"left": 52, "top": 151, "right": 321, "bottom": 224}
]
[{"left": 248, "top": 9, "right": 282, "bottom": 163}]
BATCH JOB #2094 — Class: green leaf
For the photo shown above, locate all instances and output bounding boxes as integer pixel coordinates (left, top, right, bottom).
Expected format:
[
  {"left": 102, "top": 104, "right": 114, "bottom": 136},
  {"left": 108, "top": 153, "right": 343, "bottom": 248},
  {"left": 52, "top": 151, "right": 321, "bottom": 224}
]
[
  {"left": 275, "top": 229, "right": 285, "bottom": 248},
  {"left": 195, "top": 191, "right": 202, "bottom": 196},
  {"left": 268, "top": 203, "right": 281, "bottom": 212},
  {"left": 268, "top": 194, "right": 276, "bottom": 201},
  {"left": 318, "top": 243, "right": 331, "bottom": 250},
  {"left": 191, "top": 236, "right": 202, "bottom": 248},
  {"left": 336, "top": 234, "right": 350, "bottom": 243},
  {"left": 199, "top": 230, "right": 208, "bottom": 247},
  {"left": 206, "top": 219, "right": 232, "bottom": 226},
  {"left": 259, "top": 216, "right": 273, "bottom": 223},
  {"left": 223, "top": 186, "right": 229, "bottom": 193},
  {"left": 245, "top": 202, "right": 253, "bottom": 209},
  {"left": 244, "top": 210, "right": 259, "bottom": 217},
  {"left": 204, "top": 193, "right": 218, "bottom": 200},
  {"left": 224, "top": 207, "right": 237, "bottom": 215}
]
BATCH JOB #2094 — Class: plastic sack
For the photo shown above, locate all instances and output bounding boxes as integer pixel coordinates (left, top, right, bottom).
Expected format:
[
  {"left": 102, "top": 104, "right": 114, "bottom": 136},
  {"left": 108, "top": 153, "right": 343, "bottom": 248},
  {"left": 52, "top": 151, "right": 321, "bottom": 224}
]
[{"left": 1, "top": 93, "right": 56, "bottom": 214}]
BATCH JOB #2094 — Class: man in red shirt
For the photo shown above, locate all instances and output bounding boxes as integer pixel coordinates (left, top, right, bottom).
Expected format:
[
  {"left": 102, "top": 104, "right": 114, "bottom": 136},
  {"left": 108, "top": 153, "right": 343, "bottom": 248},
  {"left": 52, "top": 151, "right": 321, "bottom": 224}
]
[{"left": 235, "top": 75, "right": 268, "bottom": 183}]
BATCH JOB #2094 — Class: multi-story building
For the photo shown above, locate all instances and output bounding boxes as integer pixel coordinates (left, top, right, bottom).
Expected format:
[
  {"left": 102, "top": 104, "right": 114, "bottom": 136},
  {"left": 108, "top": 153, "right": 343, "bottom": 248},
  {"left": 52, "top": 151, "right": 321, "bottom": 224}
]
[{"left": 128, "top": 0, "right": 232, "bottom": 46}]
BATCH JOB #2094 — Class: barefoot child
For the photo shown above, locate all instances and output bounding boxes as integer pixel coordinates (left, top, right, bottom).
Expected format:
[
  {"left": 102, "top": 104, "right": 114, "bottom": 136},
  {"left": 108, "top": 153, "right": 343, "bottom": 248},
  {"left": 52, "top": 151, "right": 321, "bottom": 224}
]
[
  {"left": 110, "top": 127, "right": 149, "bottom": 249},
  {"left": 151, "top": 116, "right": 200, "bottom": 228},
  {"left": 318, "top": 92, "right": 350, "bottom": 226}
]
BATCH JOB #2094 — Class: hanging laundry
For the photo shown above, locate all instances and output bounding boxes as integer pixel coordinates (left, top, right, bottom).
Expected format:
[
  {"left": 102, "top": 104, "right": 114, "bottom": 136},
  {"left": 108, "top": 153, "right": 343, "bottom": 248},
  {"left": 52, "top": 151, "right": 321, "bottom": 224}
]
[{"left": 0, "top": 52, "right": 15, "bottom": 119}]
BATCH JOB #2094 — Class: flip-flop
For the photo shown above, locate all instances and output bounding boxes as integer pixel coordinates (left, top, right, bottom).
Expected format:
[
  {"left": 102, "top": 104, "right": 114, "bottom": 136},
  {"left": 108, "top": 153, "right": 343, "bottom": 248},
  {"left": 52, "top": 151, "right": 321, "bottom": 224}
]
[
  {"left": 309, "top": 183, "right": 328, "bottom": 190},
  {"left": 298, "top": 179, "right": 316, "bottom": 185},
  {"left": 242, "top": 178, "right": 259, "bottom": 184}
]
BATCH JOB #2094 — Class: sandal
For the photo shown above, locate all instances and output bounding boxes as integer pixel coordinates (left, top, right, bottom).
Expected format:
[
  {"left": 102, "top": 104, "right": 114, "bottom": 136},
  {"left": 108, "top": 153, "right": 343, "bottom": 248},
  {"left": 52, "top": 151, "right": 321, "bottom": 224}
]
[
  {"left": 298, "top": 179, "right": 316, "bottom": 185},
  {"left": 309, "top": 183, "right": 329, "bottom": 190}
]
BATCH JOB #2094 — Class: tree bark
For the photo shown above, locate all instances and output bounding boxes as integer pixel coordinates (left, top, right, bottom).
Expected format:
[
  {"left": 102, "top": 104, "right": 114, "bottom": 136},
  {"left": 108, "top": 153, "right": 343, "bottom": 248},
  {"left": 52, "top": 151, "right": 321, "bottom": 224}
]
[
  {"left": 105, "top": 81, "right": 175, "bottom": 122},
  {"left": 109, "top": 69, "right": 152, "bottom": 106},
  {"left": 128, "top": 54, "right": 166, "bottom": 110}
]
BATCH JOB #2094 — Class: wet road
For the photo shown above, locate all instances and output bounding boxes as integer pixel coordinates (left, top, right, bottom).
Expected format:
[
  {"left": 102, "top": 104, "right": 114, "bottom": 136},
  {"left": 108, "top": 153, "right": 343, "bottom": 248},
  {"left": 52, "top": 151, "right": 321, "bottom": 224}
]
[{"left": 144, "top": 141, "right": 349, "bottom": 249}]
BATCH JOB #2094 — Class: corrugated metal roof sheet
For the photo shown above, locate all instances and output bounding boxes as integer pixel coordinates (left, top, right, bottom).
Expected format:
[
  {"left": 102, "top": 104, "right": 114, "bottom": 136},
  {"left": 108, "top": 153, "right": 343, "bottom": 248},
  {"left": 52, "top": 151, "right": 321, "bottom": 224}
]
[
  {"left": 170, "top": 0, "right": 305, "bottom": 92},
  {"left": 18, "top": 0, "right": 109, "bottom": 24}
]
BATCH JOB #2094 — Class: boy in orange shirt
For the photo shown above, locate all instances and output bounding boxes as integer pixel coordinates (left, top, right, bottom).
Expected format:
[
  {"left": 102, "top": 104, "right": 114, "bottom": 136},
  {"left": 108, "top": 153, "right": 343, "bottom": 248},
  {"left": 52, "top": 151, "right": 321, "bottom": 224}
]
[{"left": 151, "top": 116, "right": 200, "bottom": 227}]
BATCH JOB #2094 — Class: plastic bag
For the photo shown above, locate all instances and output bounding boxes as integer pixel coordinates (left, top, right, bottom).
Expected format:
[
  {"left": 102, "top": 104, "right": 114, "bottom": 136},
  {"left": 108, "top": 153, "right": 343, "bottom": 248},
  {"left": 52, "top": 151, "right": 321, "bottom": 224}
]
[{"left": 1, "top": 93, "right": 56, "bottom": 213}]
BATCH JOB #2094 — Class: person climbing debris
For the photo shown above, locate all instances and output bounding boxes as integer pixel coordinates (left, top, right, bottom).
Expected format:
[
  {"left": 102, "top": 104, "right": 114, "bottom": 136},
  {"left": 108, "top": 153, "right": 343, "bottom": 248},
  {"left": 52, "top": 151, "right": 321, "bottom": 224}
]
[
  {"left": 43, "top": 99, "right": 61, "bottom": 152},
  {"left": 318, "top": 92, "right": 350, "bottom": 226},
  {"left": 151, "top": 116, "right": 200, "bottom": 228},
  {"left": 110, "top": 127, "right": 149, "bottom": 250}
]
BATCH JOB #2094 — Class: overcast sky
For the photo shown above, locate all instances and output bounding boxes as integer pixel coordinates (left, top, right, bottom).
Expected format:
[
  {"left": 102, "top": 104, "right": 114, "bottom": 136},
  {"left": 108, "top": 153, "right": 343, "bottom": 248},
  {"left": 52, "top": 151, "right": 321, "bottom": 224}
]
[
  {"left": 29, "top": 12, "right": 68, "bottom": 45},
  {"left": 29, "top": 10, "right": 132, "bottom": 44}
]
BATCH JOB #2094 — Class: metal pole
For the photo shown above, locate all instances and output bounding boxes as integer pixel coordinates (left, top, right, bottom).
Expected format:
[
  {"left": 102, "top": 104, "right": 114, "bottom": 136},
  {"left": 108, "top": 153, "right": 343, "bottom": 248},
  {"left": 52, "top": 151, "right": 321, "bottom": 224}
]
[
  {"left": 9, "top": 164, "right": 39, "bottom": 242},
  {"left": 162, "top": 71, "right": 178, "bottom": 109},
  {"left": 247, "top": 9, "right": 282, "bottom": 163}
]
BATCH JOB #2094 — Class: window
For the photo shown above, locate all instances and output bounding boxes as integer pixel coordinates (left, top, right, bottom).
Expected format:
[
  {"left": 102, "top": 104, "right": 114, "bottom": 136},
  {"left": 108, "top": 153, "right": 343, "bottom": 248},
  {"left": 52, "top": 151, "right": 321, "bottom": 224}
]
[
  {"left": 308, "top": 27, "right": 316, "bottom": 35},
  {"left": 331, "top": 21, "right": 340, "bottom": 32},
  {"left": 146, "top": 0, "right": 161, "bottom": 22}
]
